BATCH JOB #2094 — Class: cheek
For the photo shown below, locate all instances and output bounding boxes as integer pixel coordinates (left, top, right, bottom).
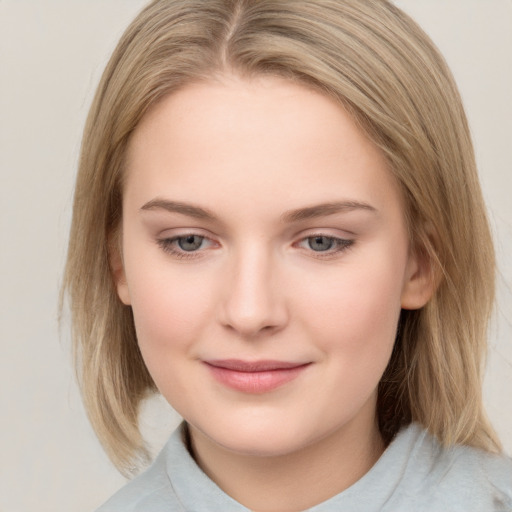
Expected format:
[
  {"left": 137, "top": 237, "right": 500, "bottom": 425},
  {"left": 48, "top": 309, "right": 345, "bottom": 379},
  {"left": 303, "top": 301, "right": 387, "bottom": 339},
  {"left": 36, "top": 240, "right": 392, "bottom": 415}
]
[
  {"left": 296, "top": 250, "right": 406, "bottom": 358},
  {"left": 127, "top": 273, "right": 215, "bottom": 403},
  {"left": 294, "top": 253, "right": 405, "bottom": 415},
  {"left": 124, "top": 260, "right": 213, "bottom": 367}
]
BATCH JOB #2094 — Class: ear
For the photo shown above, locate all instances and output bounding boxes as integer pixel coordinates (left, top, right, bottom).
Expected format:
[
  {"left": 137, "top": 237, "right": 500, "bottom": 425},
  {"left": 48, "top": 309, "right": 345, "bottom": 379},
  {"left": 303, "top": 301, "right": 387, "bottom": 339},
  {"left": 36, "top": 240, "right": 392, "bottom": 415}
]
[
  {"left": 400, "top": 243, "right": 437, "bottom": 310},
  {"left": 109, "top": 233, "right": 131, "bottom": 306}
]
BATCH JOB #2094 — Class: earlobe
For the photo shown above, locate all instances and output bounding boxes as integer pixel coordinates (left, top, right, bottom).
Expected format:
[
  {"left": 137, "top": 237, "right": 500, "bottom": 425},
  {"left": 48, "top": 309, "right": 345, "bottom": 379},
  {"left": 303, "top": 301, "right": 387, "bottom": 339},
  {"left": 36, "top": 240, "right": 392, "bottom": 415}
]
[
  {"left": 400, "top": 245, "right": 437, "bottom": 310},
  {"left": 115, "top": 270, "right": 131, "bottom": 306},
  {"left": 109, "top": 236, "right": 131, "bottom": 306}
]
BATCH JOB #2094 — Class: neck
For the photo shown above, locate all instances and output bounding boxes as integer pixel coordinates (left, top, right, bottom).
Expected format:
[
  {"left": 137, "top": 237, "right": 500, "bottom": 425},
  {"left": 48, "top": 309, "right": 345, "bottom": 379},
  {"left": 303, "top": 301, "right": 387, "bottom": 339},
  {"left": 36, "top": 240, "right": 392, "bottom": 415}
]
[{"left": 188, "top": 404, "right": 384, "bottom": 512}]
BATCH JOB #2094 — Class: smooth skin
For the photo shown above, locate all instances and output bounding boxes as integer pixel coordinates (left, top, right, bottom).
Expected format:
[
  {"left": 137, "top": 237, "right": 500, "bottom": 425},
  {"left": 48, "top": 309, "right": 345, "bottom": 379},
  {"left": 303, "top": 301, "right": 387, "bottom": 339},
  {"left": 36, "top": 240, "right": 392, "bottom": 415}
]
[{"left": 114, "top": 75, "right": 434, "bottom": 511}]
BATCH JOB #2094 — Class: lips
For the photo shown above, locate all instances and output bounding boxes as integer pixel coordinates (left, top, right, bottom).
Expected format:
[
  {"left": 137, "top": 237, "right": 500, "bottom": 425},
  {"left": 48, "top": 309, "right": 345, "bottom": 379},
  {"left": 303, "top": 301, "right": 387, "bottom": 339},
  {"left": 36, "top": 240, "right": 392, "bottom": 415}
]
[{"left": 204, "top": 359, "right": 310, "bottom": 393}]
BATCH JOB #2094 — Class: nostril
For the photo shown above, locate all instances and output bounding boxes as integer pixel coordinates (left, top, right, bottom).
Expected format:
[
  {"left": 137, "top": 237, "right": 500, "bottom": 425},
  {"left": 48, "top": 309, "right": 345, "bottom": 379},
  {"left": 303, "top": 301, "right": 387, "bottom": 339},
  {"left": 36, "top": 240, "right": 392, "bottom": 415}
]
[{"left": 219, "top": 304, "right": 288, "bottom": 338}]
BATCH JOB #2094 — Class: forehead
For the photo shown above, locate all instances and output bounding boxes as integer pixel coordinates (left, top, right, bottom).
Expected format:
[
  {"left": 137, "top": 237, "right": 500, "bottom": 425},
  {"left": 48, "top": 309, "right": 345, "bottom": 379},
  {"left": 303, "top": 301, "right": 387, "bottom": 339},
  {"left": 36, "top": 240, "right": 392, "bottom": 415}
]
[
  {"left": 123, "top": 75, "right": 402, "bottom": 220},
  {"left": 128, "top": 74, "right": 378, "bottom": 165}
]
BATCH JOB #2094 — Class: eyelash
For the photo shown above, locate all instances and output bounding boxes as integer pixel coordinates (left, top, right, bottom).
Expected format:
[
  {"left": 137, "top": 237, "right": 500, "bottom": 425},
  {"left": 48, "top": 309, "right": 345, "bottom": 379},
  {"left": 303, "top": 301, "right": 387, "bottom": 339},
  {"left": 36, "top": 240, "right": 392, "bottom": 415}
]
[
  {"left": 156, "top": 234, "right": 354, "bottom": 260},
  {"left": 296, "top": 235, "right": 354, "bottom": 259},
  {"left": 156, "top": 235, "right": 213, "bottom": 260}
]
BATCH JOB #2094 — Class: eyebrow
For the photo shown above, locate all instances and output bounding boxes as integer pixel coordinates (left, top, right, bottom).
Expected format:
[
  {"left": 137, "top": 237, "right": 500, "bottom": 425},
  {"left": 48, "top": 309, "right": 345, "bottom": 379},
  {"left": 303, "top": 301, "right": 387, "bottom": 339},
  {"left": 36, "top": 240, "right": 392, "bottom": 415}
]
[
  {"left": 140, "top": 198, "right": 377, "bottom": 222},
  {"left": 140, "top": 199, "right": 217, "bottom": 220},
  {"left": 281, "top": 201, "right": 377, "bottom": 223}
]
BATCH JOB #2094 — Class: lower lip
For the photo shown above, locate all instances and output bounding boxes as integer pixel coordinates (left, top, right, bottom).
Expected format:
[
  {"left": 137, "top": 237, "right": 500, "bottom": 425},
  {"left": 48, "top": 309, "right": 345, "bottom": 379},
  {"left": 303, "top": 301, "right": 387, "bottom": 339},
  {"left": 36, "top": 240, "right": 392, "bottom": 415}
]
[{"left": 205, "top": 364, "right": 310, "bottom": 393}]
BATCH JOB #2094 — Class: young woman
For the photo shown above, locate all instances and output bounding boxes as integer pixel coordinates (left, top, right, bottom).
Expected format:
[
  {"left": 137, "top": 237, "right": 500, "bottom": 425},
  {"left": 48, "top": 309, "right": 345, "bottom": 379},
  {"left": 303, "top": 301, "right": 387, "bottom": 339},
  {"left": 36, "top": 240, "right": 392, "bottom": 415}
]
[{"left": 63, "top": 1, "right": 512, "bottom": 510}]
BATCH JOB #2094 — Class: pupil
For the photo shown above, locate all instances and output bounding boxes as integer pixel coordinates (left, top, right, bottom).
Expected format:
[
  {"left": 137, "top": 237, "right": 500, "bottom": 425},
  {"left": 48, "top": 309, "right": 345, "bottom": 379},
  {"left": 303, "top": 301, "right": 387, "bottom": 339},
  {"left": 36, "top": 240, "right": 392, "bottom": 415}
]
[
  {"left": 309, "top": 236, "right": 333, "bottom": 251},
  {"left": 178, "top": 235, "right": 203, "bottom": 251}
]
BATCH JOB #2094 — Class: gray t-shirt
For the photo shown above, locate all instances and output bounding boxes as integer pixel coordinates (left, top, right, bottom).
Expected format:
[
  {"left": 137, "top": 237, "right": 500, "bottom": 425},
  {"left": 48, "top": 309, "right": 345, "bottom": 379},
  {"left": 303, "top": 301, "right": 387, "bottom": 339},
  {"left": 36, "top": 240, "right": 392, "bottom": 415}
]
[{"left": 97, "top": 422, "right": 512, "bottom": 511}]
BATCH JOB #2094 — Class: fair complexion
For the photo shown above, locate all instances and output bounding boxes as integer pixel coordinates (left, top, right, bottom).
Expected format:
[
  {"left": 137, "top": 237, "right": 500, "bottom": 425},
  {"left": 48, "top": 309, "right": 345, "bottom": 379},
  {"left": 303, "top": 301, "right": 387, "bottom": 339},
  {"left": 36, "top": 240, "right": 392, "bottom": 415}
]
[{"left": 115, "top": 75, "right": 433, "bottom": 511}]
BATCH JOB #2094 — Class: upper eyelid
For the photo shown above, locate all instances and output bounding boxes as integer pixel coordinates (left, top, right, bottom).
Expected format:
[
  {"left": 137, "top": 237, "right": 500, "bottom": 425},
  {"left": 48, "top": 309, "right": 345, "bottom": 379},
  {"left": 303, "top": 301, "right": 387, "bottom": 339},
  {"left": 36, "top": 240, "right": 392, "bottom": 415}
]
[
  {"left": 294, "top": 225, "right": 357, "bottom": 237},
  {"left": 156, "top": 232, "right": 353, "bottom": 242},
  {"left": 295, "top": 232, "right": 353, "bottom": 242},
  {"left": 156, "top": 226, "right": 213, "bottom": 237}
]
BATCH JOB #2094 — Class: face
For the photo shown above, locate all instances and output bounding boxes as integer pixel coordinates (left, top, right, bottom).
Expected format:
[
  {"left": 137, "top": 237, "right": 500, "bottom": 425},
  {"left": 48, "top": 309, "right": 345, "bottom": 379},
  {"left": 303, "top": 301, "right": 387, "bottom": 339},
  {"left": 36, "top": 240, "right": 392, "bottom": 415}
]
[{"left": 116, "top": 75, "right": 430, "bottom": 458}]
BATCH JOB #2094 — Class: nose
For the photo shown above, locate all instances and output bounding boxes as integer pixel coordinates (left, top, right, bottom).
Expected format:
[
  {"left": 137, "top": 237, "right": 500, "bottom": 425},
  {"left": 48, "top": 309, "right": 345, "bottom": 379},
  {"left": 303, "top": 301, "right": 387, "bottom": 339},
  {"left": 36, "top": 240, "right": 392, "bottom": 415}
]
[{"left": 218, "top": 246, "right": 289, "bottom": 338}]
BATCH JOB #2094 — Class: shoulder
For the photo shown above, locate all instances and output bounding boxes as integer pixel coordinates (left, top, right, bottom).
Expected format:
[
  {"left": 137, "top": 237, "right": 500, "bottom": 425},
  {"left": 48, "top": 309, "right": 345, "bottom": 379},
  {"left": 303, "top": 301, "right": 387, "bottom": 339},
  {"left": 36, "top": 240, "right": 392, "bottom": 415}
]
[
  {"left": 432, "top": 441, "right": 512, "bottom": 511},
  {"left": 390, "top": 424, "right": 512, "bottom": 511},
  {"left": 95, "top": 457, "right": 179, "bottom": 512},
  {"left": 96, "top": 422, "right": 249, "bottom": 512},
  {"left": 95, "top": 429, "right": 184, "bottom": 512}
]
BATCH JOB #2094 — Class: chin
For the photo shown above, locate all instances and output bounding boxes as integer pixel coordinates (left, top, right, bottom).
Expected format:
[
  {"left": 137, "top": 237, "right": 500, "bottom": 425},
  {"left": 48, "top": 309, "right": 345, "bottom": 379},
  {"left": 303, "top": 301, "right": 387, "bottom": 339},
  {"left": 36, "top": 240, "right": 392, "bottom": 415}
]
[{"left": 188, "top": 410, "right": 330, "bottom": 459}]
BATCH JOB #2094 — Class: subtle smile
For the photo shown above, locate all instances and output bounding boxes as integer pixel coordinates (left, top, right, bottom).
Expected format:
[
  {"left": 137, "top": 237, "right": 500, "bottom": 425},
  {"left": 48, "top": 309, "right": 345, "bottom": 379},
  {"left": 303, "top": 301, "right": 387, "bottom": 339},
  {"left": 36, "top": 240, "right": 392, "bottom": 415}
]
[{"left": 203, "top": 360, "right": 311, "bottom": 393}]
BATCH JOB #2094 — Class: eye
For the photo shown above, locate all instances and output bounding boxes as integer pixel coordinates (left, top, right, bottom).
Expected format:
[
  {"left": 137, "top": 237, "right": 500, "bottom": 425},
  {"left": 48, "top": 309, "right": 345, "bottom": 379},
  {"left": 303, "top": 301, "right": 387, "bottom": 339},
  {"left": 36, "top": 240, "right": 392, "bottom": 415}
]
[
  {"left": 157, "top": 233, "right": 215, "bottom": 259},
  {"left": 307, "top": 235, "right": 336, "bottom": 252},
  {"left": 296, "top": 235, "right": 353, "bottom": 256},
  {"left": 176, "top": 234, "right": 205, "bottom": 252}
]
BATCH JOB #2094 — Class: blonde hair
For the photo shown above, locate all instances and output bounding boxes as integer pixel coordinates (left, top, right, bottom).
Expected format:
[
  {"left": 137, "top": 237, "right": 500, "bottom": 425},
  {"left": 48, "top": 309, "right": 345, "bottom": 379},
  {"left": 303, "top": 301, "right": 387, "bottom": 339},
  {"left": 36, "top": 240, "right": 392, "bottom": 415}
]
[{"left": 63, "top": 0, "right": 500, "bottom": 475}]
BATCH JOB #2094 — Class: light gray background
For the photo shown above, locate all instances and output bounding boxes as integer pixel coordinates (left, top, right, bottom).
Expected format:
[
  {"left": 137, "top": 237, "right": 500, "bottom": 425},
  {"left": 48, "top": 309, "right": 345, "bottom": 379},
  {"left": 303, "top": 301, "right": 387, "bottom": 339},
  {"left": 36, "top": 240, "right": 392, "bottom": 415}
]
[{"left": 1, "top": 1, "right": 511, "bottom": 511}]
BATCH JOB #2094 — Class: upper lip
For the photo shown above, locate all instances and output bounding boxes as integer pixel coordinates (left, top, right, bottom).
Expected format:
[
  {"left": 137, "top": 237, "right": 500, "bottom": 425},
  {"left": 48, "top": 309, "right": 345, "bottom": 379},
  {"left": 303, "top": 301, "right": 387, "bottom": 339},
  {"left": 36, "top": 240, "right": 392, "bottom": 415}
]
[{"left": 204, "top": 359, "right": 309, "bottom": 372}]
